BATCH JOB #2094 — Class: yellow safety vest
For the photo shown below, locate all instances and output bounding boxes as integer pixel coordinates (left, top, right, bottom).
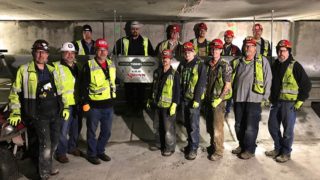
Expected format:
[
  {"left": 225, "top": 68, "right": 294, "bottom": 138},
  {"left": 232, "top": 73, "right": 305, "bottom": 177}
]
[
  {"left": 88, "top": 59, "right": 116, "bottom": 101},
  {"left": 152, "top": 69, "right": 175, "bottom": 108},
  {"left": 123, "top": 36, "right": 148, "bottom": 56},
  {"left": 76, "top": 40, "right": 86, "bottom": 55},
  {"left": 191, "top": 38, "right": 210, "bottom": 56},
  {"left": 279, "top": 61, "right": 299, "bottom": 101}
]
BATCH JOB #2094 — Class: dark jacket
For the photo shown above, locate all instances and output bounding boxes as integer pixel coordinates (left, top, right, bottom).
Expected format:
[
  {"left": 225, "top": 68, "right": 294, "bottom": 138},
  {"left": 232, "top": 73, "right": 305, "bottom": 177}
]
[{"left": 113, "top": 35, "right": 155, "bottom": 56}]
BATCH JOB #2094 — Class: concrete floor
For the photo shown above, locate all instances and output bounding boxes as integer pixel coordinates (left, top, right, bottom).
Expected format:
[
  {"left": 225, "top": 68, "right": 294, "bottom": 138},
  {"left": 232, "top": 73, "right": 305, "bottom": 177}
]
[{"left": 18, "top": 105, "right": 320, "bottom": 180}]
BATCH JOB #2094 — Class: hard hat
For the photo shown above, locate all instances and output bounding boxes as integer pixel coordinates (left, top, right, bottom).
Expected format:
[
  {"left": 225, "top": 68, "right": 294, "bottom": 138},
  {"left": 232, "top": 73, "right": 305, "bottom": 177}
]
[
  {"left": 198, "top": 23, "right": 207, "bottom": 31},
  {"left": 183, "top": 42, "right": 194, "bottom": 52},
  {"left": 253, "top": 23, "right": 263, "bottom": 31},
  {"left": 83, "top": 24, "right": 92, "bottom": 32},
  {"left": 60, "top": 42, "right": 76, "bottom": 52},
  {"left": 161, "top": 49, "right": 173, "bottom": 59},
  {"left": 32, "top": 39, "right": 49, "bottom": 51},
  {"left": 95, "top": 38, "right": 108, "bottom": 49},
  {"left": 244, "top": 36, "right": 256, "bottom": 46},
  {"left": 131, "top": 21, "right": 143, "bottom": 28},
  {"left": 170, "top": 24, "right": 181, "bottom": 33},
  {"left": 277, "top": 39, "right": 292, "bottom": 49},
  {"left": 224, "top": 30, "right": 234, "bottom": 38},
  {"left": 210, "top": 39, "right": 224, "bottom": 49}
]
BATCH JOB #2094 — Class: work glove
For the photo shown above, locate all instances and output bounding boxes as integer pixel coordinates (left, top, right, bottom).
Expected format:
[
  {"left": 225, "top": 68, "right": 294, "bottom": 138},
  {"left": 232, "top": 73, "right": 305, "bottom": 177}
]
[
  {"left": 262, "top": 100, "right": 270, "bottom": 107},
  {"left": 211, "top": 98, "right": 222, "bottom": 108},
  {"left": 82, "top": 104, "right": 90, "bottom": 112},
  {"left": 146, "top": 99, "right": 152, "bottom": 109},
  {"left": 62, "top": 108, "right": 70, "bottom": 121},
  {"left": 169, "top": 103, "right": 177, "bottom": 116},
  {"left": 8, "top": 114, "right": 21, "bottom": 126},
  {"left": 192, "top": 101, "right": 199, "bottom": 108},
  {"left": 294, "top": 101, "right": 303, "bottom": 111}
]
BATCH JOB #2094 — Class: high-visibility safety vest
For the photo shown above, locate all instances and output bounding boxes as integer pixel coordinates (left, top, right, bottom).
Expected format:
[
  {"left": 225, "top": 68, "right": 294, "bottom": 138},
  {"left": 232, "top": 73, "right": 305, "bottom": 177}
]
[
  {"left": 181, "top": 59, "right": 205, "bottom": 100},
  {"left": 152, "top": 69, "right": 175, "bottom": 108},
  {"left": 53, "top": 61, "right": 77, "bottom": 106},
  {"left": 76, "top": 40, "right": 86, "bottom": 55},
  {"left": 191, "top": 38, "right": 210, "bottom": 56},
  {"left": 123, "top": 36, "right": 149, "bottom": 56},
  {"left": 87, "top": 59, "right": 116, "bottom": 101},
  {"left": 207, "top": 59, "right": 232, "bottom": 101},
  {"left": 232, "top": 55, "right": 265, "bottom": 94},
  {"left": 262, "top": 39, "right": 270, "bottom": 57},
  {"left": 279, "top": 61, "right": 299, "bottom": 101},
  {"left": 8, "top": 61, "right": 64, "bottom": 115}
]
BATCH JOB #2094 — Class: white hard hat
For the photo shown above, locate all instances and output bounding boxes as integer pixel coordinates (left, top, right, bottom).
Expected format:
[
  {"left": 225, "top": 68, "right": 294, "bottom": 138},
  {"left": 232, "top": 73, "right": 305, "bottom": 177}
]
[
  {"left": 60, "top": 42, "right": 76, "bottom": 52},
  {"left": 131, "top": 21, "right": 143, "bottom": 28}
]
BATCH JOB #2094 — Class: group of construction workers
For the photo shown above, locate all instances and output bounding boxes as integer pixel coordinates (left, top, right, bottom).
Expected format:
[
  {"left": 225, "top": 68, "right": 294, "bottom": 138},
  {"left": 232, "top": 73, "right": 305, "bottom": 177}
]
[{"left": 6, "top": 21, "right": 310, "bottom": 179}]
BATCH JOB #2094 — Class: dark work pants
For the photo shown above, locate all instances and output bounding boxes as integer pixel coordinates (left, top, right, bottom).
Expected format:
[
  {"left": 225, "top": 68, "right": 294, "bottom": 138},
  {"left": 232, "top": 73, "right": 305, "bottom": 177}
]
[
  {"left": 125, "top": 83, "right": 146, "bottom": 109},
  {"left": 234, "top": 102, "right": 261, "bottom": 153},
  {"left": 183, "top": 100, "right": 200, "bottom": 152},
  {"left": 156, "top": 108, "right": 176, "bottom": 152}
]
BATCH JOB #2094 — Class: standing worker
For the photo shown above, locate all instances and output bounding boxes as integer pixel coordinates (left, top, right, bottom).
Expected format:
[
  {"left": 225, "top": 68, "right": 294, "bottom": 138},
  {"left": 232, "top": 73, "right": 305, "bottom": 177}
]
[
  {"left": 205, "top": 39, "right": 232, "bottom": 161},
  {"left": 8, "top": 39, "right": 66, "bottom": 179},
  {"left": 75, "top": 24, "right": 95, "bottom": 55},
  {"left": 178, "top": 42, "right": 207, "bottom": 160},
  {"left": 82, "top": 38, "right": 116, "bottom": 165},
  {"left": 265, "top": 40, "right": 311, "bottom": 163},
  {"left": 190, "top": 22, "right": 210, "bottom": 57},
  {"left": 148, "top": 49, "right": 180, "bottom": 156},
  {"left": 54, "top": 42, "right": 82, "bottom": 163},
  {"left": 231, "top": 36, "right": 272, "bottom": 159}
]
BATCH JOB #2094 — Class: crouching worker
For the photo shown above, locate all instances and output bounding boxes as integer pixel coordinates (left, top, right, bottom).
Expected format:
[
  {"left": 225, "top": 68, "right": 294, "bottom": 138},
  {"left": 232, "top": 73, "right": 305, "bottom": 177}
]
[
  {"left": 147, "top": 49, "right": 180, "bottom": 156},
  {"left": 8, "top": 39, "right": 66, "bottom": 179}
]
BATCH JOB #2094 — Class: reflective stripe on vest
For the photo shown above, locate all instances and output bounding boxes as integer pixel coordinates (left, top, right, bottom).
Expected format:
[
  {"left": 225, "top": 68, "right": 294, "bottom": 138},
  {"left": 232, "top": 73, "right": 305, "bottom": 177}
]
[
  {"left": 183, "top": 60, "right": 205, "bottom": 100},
  {"left": 88, "top": 59, "right": 116, "bottom": 101},
  {"left": 262, "top": 40, "right": 269, "bottom": 57},
  {"left": 279, "top": 61, "right": 299, "bottom": 101},
  {"left": 152, "top": 70, "right": 175, "bottom": 108},
  {"left": 232, "top": 55, "right": 265, "bottom": 94},
  {"left": 211, "top": 59, "right": 232, "bottom": 100},
  {"left": 192, "top": 38, "right": 209, "bottom": 56},
  {"left": 123, "top": 37, "right": 149, "bottom": 56},
  {"left": 76, "top": 40, "right": 85, "bottom": 55}
]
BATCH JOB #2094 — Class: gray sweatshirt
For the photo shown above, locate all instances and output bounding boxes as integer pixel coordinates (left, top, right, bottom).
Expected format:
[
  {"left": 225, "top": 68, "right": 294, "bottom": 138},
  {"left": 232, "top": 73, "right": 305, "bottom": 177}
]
[{"left": 232, "top": 56, "right": 272, "bottom": 103}]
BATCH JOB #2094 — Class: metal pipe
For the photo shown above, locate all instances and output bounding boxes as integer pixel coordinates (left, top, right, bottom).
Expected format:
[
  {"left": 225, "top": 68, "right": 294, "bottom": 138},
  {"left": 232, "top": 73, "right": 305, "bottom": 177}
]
[
  {"left": 113, "top": 9, "right": 117, "bottom": 56},
  {"left": 271, "top": 10, "right": 274, "bottom": 56}
]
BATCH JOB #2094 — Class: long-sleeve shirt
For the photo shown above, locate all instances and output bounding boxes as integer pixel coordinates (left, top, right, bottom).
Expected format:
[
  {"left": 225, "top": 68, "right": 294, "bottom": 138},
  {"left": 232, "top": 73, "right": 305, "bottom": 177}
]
[
  {"left": 74, "top": 39, "right": 95, "bottom": 55},
  {"left": 232, "top": 56, "right": 272, "bottom": 102},
  {"left": 269, "top": 55, "right": 311, "bottom": 103},
  {"left": 178, "top": 57, "right": 207, "bottom": 103},
  {"left": 113, "top": 35, "right": 155, "bottom": 56}
]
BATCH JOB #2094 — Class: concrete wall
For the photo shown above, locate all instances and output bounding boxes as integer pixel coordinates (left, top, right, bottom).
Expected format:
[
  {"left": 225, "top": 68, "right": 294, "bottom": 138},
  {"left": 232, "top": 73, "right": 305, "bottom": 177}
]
[{"left": 0, "top": 20, "right": 290, "bottom": 56}]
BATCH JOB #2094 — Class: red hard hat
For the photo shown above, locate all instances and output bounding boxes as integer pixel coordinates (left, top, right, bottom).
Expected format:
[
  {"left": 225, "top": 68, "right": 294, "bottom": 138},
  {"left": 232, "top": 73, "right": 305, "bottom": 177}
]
[
  {"left": 210, "top": 39, "right": 224, "bottom": 49},
  {"left": 95, "top": 38, "right": 108, "bottom": 49},
  {"left": 277, "top": 39, "right": 292, "bottom": 49},
  {"left": 161, "top": 49, "right": 173, "bottom": 59},
  {"left": 244, "top": 36, "right": 256, "bottom": 46},
  {"left": 198, "top": 23, "right": 207, "bottom": 31},
  {"left": 253, "top": 23, "right": 263, "bottom": 31},
  {"left": 183, "top": 42, "right": 194, "bottom": 52},
  {"left": 224, "top": 30, "right": 234, "bottom": 38},
  {"left": 170, "top": 24, "right": 181, "bottom": 33}
]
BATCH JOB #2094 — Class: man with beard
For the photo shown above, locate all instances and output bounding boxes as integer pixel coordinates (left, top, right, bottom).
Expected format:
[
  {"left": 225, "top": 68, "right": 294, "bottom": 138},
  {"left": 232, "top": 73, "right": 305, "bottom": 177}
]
[
  {"left": 190, "top": 22, "right": 210, "bottom": 57},
  {"left": 75, "top": 24, "right": 95, "bottom": 55}
]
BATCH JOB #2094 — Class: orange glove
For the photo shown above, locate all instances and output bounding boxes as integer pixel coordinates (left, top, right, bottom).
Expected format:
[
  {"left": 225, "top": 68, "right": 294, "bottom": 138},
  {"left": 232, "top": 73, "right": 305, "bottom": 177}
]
[{"left": 82, "top": 104, "right": 90, "bottom": 112}]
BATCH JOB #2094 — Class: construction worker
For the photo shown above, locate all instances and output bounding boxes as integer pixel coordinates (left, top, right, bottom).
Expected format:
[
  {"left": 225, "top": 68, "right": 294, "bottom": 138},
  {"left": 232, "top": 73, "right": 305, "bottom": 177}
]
[
  {"left": 74, "top": 24, "right": 95, "bottom": 55},
  {"left": 205, "top": 39, "right": 232, "bottom": 161},
  {"left": 231, "top": 36, "right": 272, "bottom": 159},
  {"left": 190, "top": 22, "right": 210, "bottom": 57},
  {"left": 242, "top": 23, "right": 271, "bottom": 57},
  {"left": 113, "top": 21, "right": 155, "bottom": 116},
  {"left": 178, "top": 42, "right": 207, "bottom": 160},
  {"left": 8, "top": 39, "right": 67, "bottom": 179},
  {"left": 54, "top": 42, "right": 82, "bottom": 163},
  {"left": 147, "top": 49, "right": 180, "bottom": 156},
  {"left": 81, "top": 38, "right": 116, "bottom": 165},
  {"left": 265, "top": 40, "right": 311, "bottom": 163},
  {"left": 155, "top": 24, "right": 184, "bottom": 59},
  {"left": 222, "top": 30, "right": 242, "bottom": 118}
]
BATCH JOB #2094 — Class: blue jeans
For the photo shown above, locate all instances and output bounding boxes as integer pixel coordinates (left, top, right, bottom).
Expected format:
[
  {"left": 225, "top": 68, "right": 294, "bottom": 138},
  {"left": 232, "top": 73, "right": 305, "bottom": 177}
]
[
  {"left": 183, "top": 101, "right": 200, "bottom": 151},
  {"left": 268, "top": 102, "right": 296, "bottom": 155},
  {"left": 234, "top": 102, "right": 261, "bottom": 153},
  {"left": 56, "top": 106, "right": 79, "bottom": 156},
  {"left": 86, "top": 107, "right": 113, "bottom": 157}
]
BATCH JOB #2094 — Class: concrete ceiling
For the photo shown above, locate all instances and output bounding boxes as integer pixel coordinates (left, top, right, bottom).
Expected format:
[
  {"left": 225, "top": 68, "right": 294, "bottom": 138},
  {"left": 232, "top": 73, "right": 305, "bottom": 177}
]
[{"left": 1, "top": 0, "right": 320, "bottom": 21}]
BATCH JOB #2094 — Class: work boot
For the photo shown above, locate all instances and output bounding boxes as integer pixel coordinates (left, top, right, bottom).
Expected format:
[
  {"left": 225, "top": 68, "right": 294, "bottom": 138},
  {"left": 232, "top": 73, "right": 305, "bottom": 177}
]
[
  {"left": 239, "top": 151, "right": 255, "bottom": 160},
  {"left": 209, "top": 153, "right": 223, "bottom": 161},
  {"left": 275, "top": 154, "right": 291, "bottom": 163},
  {"left": 50, "top": 168, "right": 59, "bottom": 176},
  {"left": 231, "top": 146, "right": 242, "bottom": 154},
  {"left": 265, "top": 150, "right": 280, "bottom": 158},
  {"left": 162, "top": 151, "right": 174, "bottom": 157},
  {"left": 97, "top": 153, "right": 111, "bottom": 161},
  {"left": 87, "top": 156, "right": 101, "bottom": 165},
  {"left": 186, "top": 150, "right": 197, "bottom": 160},
  {"left": 149, "top": 145, "right": 161, "bottom": 151},
  {"left": 68, "top": 149, "right": 82, "bottom": 156},
  {"left": 55, "top": 155, "right": 69, "bottom": 163},
  {"left": 41, "top": 175, "right": 50, "bottom": 180},
  {"left": 180, "top": 145, "right": 189, "bottom": 153}
]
